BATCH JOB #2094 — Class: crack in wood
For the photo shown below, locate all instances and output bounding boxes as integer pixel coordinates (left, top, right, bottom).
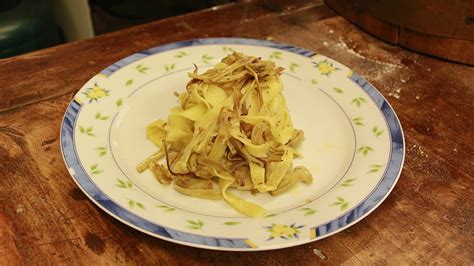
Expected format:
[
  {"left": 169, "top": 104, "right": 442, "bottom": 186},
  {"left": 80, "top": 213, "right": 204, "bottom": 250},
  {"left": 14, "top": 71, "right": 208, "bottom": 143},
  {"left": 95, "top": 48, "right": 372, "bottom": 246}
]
[
  {"left": 0, "top": 126, "right": 25, "bottom": 138},
  {"left": 41, "top": 137, "right": 58, "bottom": 146}
]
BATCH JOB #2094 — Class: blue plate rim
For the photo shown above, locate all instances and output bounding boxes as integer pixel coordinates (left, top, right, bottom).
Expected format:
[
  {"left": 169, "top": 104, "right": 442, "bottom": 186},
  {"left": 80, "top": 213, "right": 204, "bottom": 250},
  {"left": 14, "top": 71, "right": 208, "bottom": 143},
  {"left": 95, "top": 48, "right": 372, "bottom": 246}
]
[{"left": 59, "top": 37, "right": 405, "bottom": 251}]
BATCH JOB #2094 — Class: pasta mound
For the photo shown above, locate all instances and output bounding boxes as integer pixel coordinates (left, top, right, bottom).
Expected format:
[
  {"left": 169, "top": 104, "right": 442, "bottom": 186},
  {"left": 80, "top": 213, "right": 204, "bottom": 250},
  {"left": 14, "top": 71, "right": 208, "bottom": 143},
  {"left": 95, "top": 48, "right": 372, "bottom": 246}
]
[{"left": 138, "top": 52, "right": 312, "bottom": 217}]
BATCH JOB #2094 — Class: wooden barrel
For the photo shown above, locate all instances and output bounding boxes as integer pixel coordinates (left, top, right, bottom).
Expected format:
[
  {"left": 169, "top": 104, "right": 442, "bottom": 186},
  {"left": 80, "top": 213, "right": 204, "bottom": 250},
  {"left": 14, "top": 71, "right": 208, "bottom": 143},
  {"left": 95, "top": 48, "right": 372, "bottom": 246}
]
[{"left": 324, "top": 0, "right": 474, "bottom": 65}]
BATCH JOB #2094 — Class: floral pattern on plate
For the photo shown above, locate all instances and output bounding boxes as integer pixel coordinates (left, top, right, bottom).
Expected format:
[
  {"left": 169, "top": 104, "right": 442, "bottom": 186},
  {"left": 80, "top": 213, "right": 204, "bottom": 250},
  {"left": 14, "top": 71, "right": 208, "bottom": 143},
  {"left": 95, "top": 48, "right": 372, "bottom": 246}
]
[{"left": 60, "top": 38, "right": 404, "bottom": 251}]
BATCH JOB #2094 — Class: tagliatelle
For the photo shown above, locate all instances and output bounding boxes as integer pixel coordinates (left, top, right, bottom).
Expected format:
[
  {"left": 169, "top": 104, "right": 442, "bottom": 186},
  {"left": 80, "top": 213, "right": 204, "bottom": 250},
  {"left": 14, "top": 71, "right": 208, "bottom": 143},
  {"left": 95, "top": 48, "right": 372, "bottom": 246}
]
[
  {"left": 138, "top": 52, "right": 313, "bottom": 217},
  {"left": 219, "top": 178, "right": 266, "bottom": 217}
]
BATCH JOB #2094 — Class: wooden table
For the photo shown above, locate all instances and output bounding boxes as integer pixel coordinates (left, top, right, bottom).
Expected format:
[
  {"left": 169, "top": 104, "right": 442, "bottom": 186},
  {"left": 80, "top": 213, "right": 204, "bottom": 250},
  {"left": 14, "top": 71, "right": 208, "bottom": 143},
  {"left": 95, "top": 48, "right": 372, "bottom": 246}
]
[{"left": 1, "top": 0, "right": 473, "bottom": 264}]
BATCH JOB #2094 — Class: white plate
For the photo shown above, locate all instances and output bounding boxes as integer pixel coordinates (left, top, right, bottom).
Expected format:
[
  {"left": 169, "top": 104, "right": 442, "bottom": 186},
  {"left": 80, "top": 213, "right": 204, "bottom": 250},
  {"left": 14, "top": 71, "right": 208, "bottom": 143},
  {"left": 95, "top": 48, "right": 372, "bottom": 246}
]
[{"left": 60, "top": 38, "right": 405, "bottom": 251}]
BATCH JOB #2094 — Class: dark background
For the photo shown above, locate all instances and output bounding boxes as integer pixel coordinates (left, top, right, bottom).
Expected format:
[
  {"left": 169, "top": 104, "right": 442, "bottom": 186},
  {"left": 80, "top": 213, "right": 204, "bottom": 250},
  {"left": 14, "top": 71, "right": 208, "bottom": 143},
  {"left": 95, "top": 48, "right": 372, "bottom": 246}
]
[
  {"left": 90, "top": 0, "right": 231, "bottom": 34},
  {"left": 0, "top": 0, "right": 232, "bottom": 58}
]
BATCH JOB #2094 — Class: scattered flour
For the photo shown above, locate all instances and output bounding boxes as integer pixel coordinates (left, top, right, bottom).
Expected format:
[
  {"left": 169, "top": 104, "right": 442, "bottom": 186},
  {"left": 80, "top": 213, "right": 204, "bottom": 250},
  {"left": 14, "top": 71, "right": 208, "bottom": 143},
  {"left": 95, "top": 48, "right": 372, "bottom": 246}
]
[
  {"left": 327, "top": 36, "right": 412, "bottom": 99},
  {"left": 335, "top": 37, "right": 403, "bottom": 69},
  {"left": 388, "top": 92, "right": 400, "bottom": 99},
  {"left": 334, "top": 36, "right": 406, "bottom": 86},
  {"left": 16, "top": 204, "right": 25, "bottom": 214},
  {"left": 411, "top": 144, "right": 429, "bottom": 158},
  {"left": 335, "top": 37, "right": 366, "bottom": 60}
]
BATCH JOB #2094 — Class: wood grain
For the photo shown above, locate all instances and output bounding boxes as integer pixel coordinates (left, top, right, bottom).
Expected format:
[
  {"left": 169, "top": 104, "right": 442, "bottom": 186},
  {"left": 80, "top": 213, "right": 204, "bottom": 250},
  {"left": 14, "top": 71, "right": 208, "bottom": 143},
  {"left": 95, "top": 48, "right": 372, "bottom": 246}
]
[
  {"left": 0, "top": 0, "right": 473, "bottom": 264},
  {"left": 324, "top": 0, "right": 474, "bottom": 65}
]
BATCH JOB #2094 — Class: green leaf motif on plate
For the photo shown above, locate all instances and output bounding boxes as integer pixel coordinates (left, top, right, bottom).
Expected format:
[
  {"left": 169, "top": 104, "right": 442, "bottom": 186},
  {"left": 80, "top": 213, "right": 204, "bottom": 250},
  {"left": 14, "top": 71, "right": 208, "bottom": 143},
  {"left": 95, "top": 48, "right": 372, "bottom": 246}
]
[
  {"left": 174, "top": 51, "right": 188, "bottom": 58},
  {"left": 311, "top": 79, "right": 318, "bottom": 84},
  {"left": 330, "top": 197, "right": 349, "bottom": 211},
  {"left": 82, "top": 83, "right": 109, "bottom": 103},
  {"left": 202, "top": 54, "right": 214, "bottom": 64},
  {"left": 90, "top": 164, "right": 102, "bottom": 175},
  {"left": 164, "top": 63, "right": 175, "bottom": 72},
  {"left": 357, "top": 145, "right": 373, "bottom": 156},
  {"left": 333, "top": 87, "right": 343, "bottom": 93},
  {"left": 135, "top": 64, "right": 150, "bottom": 74},
  {"left": 340, "top": 178, "right": 356, "bottom": 187},
  {"left": 313, "top": 59, "right": 340, "bottom": 76},
  {"left": 299, "top": 207, "right": 318, "bottom": 216},
  {"left": 264, "top": 213, "right": 277, "bottom": 218},
  {"left": 116, "top": 178, "right": 133, "bottom": 188},
  {"left": 156, "top": 205, "right": 175, "bottom": 212},
  {"left": 269, "top": 51, "right": 283, "bottom": 60},
  {"left": 351, "top": 96, "right": 367, "bottom": 107},
  {"left": 352, "top": 117, "right": 364, "bottom": 126},
  {"left": 128, "top": 199, "right": 145, "bottom": 210},
  {"left": 96, "top": 146, "right": 107, "bottom": 156},
  {"left": 222, "top": 46, "right": 235, "bottom": 54},
  {"left": 224, "top": 221, "right": 240, "bottom": 226},
  {"left": 79, "top": 125, "right": 95, "bottom": 136},
  {"left": 187, "top": 219, "right": 204, "bottom": 230},
  {"left": 125, "top": 79, "right": 133, "bottom": 87},
  {"left": 289, "top": 63, "right": 299, "bottom": 73},
  {"left": 116, "top": 98, "right": 123, "bottom": 107},
  {"left": 367, "top": 164, "right": 384, "bottom": 173},
  {"left": 95, "top": 112, "right": 110, "bottom": 120},
  {"left": 372, "top": 126, "right": 384, "bottom": 137}
]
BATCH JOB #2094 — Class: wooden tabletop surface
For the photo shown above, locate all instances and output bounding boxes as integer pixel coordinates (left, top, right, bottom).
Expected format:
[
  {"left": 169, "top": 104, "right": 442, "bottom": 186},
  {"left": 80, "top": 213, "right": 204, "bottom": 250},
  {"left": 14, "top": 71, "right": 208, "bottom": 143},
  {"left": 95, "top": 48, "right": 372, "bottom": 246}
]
[{"left": 0, "top": 0, "right": 473, "bottom": 264}]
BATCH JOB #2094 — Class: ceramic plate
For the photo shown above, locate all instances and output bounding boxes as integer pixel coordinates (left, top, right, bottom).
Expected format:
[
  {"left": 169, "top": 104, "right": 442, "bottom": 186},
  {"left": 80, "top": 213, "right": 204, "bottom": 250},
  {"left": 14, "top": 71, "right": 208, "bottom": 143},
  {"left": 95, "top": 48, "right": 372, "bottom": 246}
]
[{"left": 60, "top": 38, "right": 404, "bottom": 251}]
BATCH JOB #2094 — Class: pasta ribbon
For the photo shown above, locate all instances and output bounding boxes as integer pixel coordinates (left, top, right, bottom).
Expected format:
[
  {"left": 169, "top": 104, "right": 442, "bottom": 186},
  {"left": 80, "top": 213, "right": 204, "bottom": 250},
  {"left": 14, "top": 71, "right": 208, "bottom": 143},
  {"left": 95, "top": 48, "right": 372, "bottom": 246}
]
[{"left": 140, "top": 52, "right": 313, "bottom": 217}]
